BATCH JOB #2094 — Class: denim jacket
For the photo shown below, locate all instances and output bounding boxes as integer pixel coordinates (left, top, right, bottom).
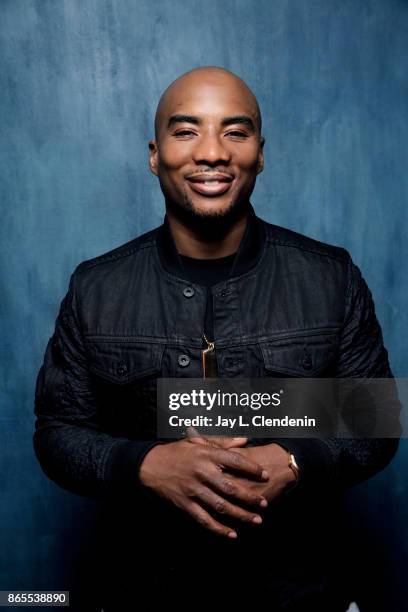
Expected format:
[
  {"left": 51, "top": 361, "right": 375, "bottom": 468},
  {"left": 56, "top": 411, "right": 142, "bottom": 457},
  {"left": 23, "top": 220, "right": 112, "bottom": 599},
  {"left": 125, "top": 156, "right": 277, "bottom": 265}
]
[{"left": 33, "top": 206, "right": 398, "bottom": 499}]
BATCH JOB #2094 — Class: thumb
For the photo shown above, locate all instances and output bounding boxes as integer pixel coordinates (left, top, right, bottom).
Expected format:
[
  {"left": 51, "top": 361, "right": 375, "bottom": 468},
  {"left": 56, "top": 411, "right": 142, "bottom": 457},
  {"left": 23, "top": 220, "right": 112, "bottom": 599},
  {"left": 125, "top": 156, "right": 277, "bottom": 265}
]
[
  {"left": 186, "top": 427, "right": 223, "bottom": 449},
  {"left": 186, "top": 427, "right": 247, "bottom": 449},
  {"left": 219, "top": 437, "right": 248, "bottom": 449},
  {"left": 186, "top": 426, "right": 208, "bottom": 445}
]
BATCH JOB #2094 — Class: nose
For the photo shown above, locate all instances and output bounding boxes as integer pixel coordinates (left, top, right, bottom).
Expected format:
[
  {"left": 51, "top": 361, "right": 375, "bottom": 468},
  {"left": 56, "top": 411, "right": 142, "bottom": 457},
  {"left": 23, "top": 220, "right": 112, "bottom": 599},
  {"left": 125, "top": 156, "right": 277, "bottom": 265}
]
[{"left": 191, "top": 129, "right": 231, "bottom": 166}]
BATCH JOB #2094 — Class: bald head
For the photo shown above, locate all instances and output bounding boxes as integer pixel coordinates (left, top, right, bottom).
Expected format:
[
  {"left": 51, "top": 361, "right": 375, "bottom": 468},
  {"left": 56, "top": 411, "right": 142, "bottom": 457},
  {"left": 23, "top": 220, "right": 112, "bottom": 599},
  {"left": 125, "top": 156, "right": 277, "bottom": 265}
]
[{"left": 154, "top": 66, "right": 262, "bottom": 140}]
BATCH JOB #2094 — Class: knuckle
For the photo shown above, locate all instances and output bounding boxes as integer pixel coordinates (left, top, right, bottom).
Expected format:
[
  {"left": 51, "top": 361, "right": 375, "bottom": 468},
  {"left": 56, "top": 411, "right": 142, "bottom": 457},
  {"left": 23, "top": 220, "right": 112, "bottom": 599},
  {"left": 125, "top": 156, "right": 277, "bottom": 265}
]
[
  {"left": 196, "top": 487, "right": 208, "bottom": 500},
  {"left": 219, "top": 449, "right": 236, "bottom": 467},
  {"left": 234, "top": 459, "right": 246, "bottom": 472},
  {"left": 214, "top": 500, "right": 227, "bottom": 514},
  {"left": 201, "top": 447, "right": 211, "bottom": 460},
  {"left": 214, "top": 448, "right": 225, "bottom": 460},
  {"left": 184, "top": 483, "right": 198, "bottom": 497},
  {"left": 222, "top": 479, "right": 236, "bottom": 496},
  {"left": 230, "top": 453, "right": 242, "bottom": 468},
  {"left": 187, "top": 484, "right": 206, "bottom": 500},
  {"left": 193, "top": 447, "right": 207, "bottom": 463},
  {"left": 232, "top": 453, "right": 248, "bottom": 469},
  {"left": 192, "top": 464, "right": 206, "bottom": 480}
]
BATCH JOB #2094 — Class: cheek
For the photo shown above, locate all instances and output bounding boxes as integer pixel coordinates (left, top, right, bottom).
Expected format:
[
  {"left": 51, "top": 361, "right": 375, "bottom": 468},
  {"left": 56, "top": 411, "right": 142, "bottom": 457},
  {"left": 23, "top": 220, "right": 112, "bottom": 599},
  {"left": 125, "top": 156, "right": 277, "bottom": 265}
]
[
  {"left": 157, "top": 144, "right": 191, "bottom": 170},
  {"left": 235, "top": 161, "right": 261, "bottom": 183},
  {"left": 233, "top": 146, "right": 262, "bottom": 171}
]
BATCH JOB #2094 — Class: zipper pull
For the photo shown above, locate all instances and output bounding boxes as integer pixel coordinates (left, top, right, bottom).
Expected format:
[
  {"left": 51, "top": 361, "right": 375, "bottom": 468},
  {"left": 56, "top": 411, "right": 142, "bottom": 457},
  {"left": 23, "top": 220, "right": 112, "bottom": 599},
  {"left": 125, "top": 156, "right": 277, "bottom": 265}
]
[{"left": 202, "top": 334, "right": 218, "bottom": 378}]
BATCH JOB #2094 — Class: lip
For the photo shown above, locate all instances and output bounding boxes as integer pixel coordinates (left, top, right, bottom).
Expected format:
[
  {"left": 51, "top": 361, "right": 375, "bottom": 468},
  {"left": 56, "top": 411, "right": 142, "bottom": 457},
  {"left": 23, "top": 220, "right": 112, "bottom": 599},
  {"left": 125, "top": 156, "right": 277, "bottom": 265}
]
[{"left": 185, "top": 173, "right": 234, "bottom": 197}]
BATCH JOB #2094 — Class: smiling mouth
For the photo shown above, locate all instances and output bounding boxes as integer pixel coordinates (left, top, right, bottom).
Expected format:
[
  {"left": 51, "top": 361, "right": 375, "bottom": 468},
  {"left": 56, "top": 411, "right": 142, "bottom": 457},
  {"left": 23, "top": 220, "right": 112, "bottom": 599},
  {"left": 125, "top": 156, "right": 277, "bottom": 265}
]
[{"left": 186, "top": 173, "right": 234, "bottom": 197}]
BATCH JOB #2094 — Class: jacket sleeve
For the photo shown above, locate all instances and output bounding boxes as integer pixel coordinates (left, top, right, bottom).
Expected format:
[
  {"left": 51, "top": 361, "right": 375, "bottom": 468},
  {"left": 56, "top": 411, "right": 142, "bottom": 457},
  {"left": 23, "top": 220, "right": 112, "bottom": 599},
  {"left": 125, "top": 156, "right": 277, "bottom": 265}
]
[
  {"left": 33, "top": 267, "right": 161, "bottom": 500},
  {"left": 252, "top": 253, "right": 401, "bottom": 490}
]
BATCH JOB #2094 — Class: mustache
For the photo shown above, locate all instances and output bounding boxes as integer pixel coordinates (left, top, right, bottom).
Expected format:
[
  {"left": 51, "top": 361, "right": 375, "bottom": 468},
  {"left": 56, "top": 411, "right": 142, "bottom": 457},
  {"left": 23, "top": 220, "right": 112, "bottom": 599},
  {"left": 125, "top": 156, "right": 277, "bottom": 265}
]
[{"left": 186, "top": 167, "right": 234, "bottom": 177}]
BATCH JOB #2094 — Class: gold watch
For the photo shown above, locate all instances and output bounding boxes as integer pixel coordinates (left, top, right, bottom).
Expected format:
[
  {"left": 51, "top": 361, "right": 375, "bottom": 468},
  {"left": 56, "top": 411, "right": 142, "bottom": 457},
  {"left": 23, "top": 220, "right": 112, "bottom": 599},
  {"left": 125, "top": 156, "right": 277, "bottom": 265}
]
[{"left": 288, "top": 451, "right": 300, "bottom": 482}]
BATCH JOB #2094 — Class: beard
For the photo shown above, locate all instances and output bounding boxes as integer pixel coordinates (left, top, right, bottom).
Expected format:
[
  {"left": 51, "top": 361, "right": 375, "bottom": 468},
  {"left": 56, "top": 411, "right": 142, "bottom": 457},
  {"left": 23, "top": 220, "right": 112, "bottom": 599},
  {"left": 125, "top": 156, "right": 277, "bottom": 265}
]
[{"left": 164, "top": 186, "right": 252, "bottom": 241}]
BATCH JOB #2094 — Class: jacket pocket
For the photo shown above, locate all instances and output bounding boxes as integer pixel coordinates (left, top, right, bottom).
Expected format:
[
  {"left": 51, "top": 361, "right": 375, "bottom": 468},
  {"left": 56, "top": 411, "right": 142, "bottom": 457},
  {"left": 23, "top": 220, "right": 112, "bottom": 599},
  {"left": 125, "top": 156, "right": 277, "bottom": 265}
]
[
  {"left": 84, "top": 338, "right": 165, "bottom": 438},
  {"left": 259, "top": 331, "right": 339, "bottom": 377},
  {"left": 85, "top": 338, "right": 165, "bottom": 384}
]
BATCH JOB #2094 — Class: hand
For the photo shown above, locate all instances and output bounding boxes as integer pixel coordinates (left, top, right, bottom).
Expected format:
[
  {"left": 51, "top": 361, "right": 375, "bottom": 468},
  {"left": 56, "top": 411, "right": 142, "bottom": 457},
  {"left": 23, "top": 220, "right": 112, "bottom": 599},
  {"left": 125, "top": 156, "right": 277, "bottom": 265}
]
[
  {"left": 187, "top": 430, "right": 296, "bottom": 503},
  {"left": 139, "top": 437, "right": 269, "bottom": 539},
  {"left": 229, "top": 444, "right": 296, "bottom": 503}
]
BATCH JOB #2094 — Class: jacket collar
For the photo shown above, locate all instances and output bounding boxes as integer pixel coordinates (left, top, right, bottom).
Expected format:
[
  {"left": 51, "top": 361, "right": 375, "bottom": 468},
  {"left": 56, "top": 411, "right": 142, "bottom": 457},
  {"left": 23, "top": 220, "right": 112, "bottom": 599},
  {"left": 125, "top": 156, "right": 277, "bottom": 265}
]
[{"left": 156, "top": 203, "right": 266, "bottom": 281}]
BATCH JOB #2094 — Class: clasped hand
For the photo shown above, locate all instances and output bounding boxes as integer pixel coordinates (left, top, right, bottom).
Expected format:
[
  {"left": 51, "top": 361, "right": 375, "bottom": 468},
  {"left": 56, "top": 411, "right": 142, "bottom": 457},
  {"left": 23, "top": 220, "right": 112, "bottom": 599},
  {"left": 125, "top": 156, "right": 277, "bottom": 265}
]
[{"left": 139, "top": 429, "right": 295, "bottom": 539}]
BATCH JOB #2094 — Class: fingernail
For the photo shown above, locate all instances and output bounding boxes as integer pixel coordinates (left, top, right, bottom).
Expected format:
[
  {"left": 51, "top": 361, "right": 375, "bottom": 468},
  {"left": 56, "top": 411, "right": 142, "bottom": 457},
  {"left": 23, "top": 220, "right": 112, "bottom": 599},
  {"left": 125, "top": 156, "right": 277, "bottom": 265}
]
[
  {"left": 260, "top": 499, "right": 268, "bottom": 508},
  {"left": 228, "top": 531, "right": 237, "bottom": 539},
  {"left": 261, "top": 470, "right": 269, "bottom": 481},
  {"left": 252, "top": 515, "right": 262, "bottom": 525}
]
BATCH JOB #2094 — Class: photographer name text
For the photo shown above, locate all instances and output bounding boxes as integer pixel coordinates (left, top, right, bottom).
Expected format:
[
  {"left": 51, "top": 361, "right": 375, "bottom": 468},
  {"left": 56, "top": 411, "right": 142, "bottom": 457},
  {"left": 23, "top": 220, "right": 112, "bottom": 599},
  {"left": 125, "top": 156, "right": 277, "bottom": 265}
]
[{"left": 169, "top": 415, "right": 316, "bottom": 429}]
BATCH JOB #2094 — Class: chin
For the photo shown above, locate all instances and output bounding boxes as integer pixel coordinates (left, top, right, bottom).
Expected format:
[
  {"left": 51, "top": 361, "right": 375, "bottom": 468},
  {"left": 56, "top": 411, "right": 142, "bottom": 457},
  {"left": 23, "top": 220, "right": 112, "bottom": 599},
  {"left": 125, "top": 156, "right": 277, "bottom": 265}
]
[
  {"left": 184, "top": 192, "right": 248, "bottom": 220},
  {"left": 190, "top": 200, "right": 234, "bottom": 218}
]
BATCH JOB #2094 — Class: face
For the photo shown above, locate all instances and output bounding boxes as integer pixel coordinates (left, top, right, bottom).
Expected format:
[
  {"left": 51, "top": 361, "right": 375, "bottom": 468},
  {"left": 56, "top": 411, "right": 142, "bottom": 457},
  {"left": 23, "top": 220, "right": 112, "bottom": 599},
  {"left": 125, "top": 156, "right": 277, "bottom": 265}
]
[{"left": 149, "top": 73, "right": 264, "bottom": 220}]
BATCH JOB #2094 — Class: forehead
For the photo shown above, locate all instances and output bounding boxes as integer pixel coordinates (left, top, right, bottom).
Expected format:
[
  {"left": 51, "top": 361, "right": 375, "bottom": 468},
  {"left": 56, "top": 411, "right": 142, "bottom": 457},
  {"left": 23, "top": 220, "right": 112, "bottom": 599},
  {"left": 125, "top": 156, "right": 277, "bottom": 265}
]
[{"left": 160, "top": 77, "right": 258, "bottom": 124}]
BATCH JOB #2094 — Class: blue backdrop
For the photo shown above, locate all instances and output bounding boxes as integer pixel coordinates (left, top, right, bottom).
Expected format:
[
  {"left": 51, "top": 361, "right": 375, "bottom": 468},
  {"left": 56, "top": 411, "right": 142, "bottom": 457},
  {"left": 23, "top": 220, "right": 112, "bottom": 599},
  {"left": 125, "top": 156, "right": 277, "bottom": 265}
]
[{"left": 1, "top": 1, "right": 407, "bottom": 610}]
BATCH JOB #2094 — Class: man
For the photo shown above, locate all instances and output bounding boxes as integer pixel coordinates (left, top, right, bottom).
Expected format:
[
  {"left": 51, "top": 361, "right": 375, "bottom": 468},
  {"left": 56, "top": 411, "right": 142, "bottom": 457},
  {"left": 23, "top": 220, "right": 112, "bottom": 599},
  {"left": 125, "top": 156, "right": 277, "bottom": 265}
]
[{"left": 34, "top": 67, "right": 399, "bottom": 611}]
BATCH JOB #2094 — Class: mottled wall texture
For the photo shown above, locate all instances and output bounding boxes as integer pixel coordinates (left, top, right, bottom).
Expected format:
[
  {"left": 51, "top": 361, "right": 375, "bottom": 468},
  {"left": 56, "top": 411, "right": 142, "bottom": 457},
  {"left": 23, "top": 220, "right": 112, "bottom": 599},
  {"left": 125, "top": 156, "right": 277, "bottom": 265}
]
[{"left": 1, "top": 1, "right": 407, "bottom": 609}]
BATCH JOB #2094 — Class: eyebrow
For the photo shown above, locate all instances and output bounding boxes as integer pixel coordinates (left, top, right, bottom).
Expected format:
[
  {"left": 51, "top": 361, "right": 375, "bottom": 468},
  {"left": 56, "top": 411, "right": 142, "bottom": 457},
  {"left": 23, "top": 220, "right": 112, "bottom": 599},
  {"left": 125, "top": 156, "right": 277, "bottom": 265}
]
[
  {"left": 221, "top": 115, "right": 255, "bottom": 131},
  {"left": 167, "top": 114, "right": 256, "bottom": 131}
]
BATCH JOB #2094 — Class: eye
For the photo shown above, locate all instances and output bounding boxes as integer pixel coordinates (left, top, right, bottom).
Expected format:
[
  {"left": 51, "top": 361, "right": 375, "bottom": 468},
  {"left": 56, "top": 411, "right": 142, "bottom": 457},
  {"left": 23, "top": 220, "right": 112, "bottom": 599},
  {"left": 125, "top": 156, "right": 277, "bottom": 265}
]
[
  {"left": 225, "top": 130, "right": 248, "bottom": 139},
  {"left": 173, "top": 129, "right": 197, "bottom": 137}
]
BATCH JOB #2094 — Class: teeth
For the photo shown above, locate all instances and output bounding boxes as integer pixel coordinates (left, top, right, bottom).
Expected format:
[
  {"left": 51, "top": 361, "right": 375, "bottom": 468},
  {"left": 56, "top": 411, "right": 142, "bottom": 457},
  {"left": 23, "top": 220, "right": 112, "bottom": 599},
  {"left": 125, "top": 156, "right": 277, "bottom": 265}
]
[{"left": 204, "top": 180, "right": 220, "bottom": 185}]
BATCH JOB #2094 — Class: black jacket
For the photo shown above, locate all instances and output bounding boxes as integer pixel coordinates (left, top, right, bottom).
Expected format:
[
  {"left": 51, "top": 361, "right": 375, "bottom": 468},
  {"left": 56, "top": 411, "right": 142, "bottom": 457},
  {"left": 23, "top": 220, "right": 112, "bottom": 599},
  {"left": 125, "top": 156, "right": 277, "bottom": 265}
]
[{"left": 33, "top": 206, "right": 399, "bottom": 608}]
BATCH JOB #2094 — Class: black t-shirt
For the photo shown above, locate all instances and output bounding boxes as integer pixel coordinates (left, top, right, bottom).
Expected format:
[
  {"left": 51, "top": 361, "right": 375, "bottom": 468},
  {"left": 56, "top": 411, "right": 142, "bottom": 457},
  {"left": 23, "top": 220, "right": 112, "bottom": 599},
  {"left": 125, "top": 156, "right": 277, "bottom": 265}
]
[{"left": 178, "top": 252, "right": 236, "bottom": 288}]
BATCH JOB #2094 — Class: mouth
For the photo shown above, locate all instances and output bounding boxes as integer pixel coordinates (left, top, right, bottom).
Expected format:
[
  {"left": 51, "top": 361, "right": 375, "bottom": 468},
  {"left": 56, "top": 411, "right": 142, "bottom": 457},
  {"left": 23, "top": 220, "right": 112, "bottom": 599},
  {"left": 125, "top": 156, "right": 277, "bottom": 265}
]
[{"left": 185, "top": 173, "right": 234, "bottom": 197}]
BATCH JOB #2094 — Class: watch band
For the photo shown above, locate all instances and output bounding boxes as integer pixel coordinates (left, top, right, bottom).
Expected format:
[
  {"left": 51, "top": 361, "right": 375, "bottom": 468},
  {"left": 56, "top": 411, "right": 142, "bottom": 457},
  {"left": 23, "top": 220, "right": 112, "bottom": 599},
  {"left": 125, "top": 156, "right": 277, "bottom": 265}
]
[{"left": 288, "top": 451, "right": 300, "bottom": 481}]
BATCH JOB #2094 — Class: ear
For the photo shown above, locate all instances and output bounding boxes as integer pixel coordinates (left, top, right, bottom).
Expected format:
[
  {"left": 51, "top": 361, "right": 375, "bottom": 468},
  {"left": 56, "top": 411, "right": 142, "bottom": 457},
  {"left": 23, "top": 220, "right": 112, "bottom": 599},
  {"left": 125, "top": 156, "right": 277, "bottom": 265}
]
[
  {"left": 148, "top": 140, "right": 159, "bottom": 176},
  {"left": 256, "top": 136, "right": 265, "bottom": 175}
]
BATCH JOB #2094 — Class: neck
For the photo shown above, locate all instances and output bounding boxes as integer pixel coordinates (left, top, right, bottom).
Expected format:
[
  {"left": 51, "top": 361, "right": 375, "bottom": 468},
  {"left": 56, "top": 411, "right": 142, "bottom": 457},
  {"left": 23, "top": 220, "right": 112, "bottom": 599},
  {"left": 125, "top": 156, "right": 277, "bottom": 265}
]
[{"left": 165, "top": 206, "right": 249, "bottom": 259}]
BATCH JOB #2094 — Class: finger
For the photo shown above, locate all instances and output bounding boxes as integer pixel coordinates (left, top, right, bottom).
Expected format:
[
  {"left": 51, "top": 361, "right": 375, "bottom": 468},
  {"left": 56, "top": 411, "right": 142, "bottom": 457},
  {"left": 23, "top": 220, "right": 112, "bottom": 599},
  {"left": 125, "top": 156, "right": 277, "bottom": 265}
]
[
  {"left": 186, "top": 426, "right": 201, "bottom": 439},
  {"left": 213, "top": 448, "right": 269, "bottom": 482},
  {"left": 204, "top": 472, "right": 268, "bottom": 509},
  {"left": 195, "top": 488, "right": 263, "bottom": 525},
  {"left": 186, "top": 426, "right": 207, "bottom": 445},
  {"left": 186, "top": 428, "right": 247, "bottom": 449},
  {"left": 257, "top": 483, "right": 281, "bottom": 504},
  {"left": 210, "top": 437, "right": 248, "bottom": 449},
  {"left": 187, "top": 427, "right": 224, "bottom": 449},
  {"left": 187, "top": 501, "right": 238, "bottom": 539}
]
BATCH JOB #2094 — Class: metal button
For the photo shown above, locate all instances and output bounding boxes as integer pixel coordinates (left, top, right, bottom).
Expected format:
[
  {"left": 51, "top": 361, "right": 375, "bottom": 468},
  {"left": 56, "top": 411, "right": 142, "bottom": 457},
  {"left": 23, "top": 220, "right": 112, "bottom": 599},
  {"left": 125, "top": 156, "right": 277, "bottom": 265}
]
[
  {"left": 183, "top": 286, "right": 195, "bottom": 298},
  {"left": 302, "top": 354, "right": 312, "bottom": 370},
  {"left": 178, "top": 354, "right": 190, "bottom": 367},
  {"left": 117, "top": 362, "right": 128, "bottom": 376}
]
